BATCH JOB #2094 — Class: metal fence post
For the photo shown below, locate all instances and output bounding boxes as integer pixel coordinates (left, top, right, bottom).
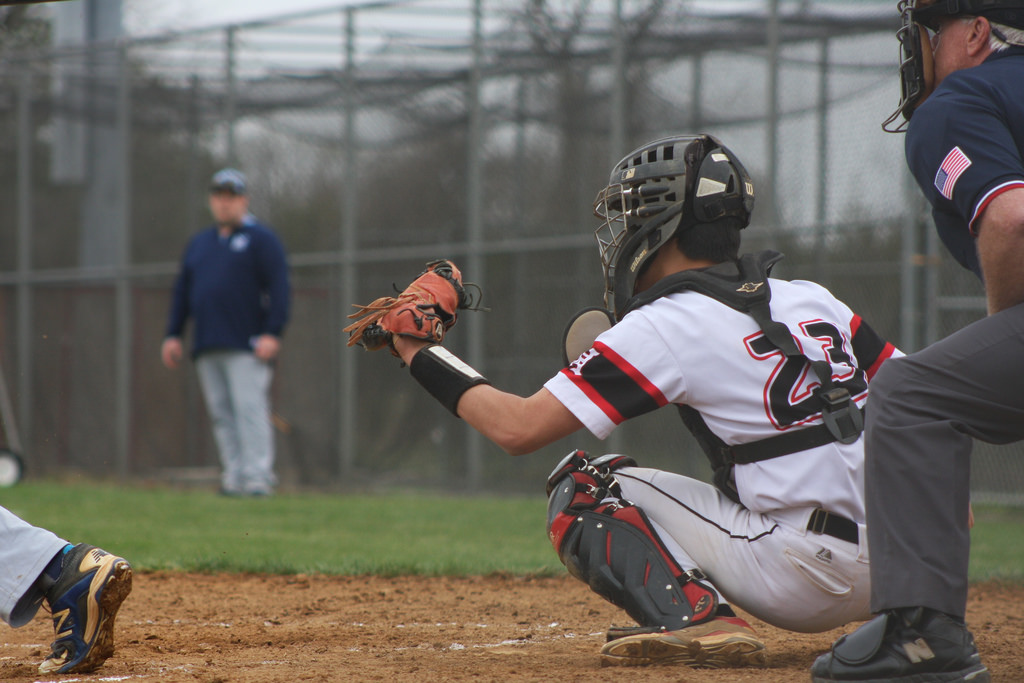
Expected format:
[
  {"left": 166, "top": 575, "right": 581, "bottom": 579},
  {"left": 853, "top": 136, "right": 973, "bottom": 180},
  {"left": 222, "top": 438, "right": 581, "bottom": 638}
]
[
  {"left": 15, "top": 71, "right": 33, "bottom": 457},
  {"left": 900, "top": 177, "right": 924, "bottom": 351},
  {"left": 609, "top": 0, "right": 625, "bottom": 167},
  {"left": 464, "top": 0, "right": 485, "bottom": 487},
  {"left": 225, "top": 26, "right": 238, "bottom": 164},
  {"left": 690, "top": 54, "right": 703, "bottom": 130},
  {"left": 606, "top": 0, "right": 626, "bottom": 455},
  {"left": 115, "top": 44, "right": 133, "bottom": 480},
  {"left": 765, "top": 0, "right": 781, "bottom": 232},
  {"left": 813, "top": 37, "right": 830, "bottom": 283},
  {"left": 339, "top": 7, "right": 358, "bottom": 481}
]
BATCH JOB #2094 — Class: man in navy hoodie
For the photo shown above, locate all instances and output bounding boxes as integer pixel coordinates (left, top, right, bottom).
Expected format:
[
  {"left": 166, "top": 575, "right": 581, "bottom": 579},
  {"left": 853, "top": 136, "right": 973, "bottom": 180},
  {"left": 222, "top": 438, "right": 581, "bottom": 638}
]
[{"left": 162, "top": 168, "right": 291, "bottom": 497}]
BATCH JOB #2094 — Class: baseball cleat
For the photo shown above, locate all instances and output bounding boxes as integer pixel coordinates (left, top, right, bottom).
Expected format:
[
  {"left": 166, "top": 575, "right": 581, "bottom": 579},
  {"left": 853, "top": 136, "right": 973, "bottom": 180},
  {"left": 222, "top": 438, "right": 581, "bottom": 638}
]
[
  {"left": 810, "top": 607, "right": 989, "bottom": 682},
  {"left": 39, "top": 544, "right": 133, "bottom": 674},
  {"left": 600, "top": 615, "right": 767, "bottom": 668}
]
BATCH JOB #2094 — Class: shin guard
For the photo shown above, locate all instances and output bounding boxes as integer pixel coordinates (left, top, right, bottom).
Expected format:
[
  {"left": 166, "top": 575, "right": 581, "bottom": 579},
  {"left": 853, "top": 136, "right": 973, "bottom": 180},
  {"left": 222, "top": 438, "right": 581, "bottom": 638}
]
[{"left": 545, "top": 450, "right": 718, "bottom": 630}]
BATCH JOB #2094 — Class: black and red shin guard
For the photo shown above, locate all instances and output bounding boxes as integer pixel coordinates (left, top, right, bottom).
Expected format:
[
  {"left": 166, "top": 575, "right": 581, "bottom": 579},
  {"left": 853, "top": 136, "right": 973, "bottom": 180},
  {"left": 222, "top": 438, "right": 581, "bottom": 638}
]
[{"left": 545, "top": 450, "right": 718, "bottom": 630}]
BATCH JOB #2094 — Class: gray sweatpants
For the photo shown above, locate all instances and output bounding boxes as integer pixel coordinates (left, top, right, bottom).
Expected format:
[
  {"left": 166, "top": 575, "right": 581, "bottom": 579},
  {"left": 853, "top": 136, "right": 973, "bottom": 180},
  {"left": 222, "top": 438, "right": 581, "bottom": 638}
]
[
  {"left": 866, "top": 301, "right": 1024, "bottom": 618},
  {"left": 0, "top": 505, "right": 67, "bottom": 627},
  {"left": 196, "top": 350, "right": 276, "bottom": 495}
]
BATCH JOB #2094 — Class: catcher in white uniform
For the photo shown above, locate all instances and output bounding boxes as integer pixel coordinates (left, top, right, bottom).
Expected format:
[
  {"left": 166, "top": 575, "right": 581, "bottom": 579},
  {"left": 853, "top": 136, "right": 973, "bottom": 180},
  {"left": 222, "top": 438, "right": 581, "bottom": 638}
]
[{"left": 347, "top": 134, "right": 899, "bottom": 668}]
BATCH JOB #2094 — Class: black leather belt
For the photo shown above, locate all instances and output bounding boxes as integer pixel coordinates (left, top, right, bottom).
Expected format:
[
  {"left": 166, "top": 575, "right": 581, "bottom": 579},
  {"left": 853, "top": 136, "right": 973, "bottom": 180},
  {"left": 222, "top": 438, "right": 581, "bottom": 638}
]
[{"left": 807, "top": 509, "right": 859, "bottom": 544}]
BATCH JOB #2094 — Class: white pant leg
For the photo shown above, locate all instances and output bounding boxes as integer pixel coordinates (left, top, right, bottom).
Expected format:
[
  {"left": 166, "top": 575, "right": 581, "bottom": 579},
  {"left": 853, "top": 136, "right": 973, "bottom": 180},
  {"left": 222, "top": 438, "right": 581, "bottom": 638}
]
[
  {"left": 222, "top": 353, "right": 275, "bottom": 494},
  {"left": 616, "top": 467, "right": 871, "bottom": 633},
  {"left": 197, "top": 353, "right": 244, "bottom": 492},
  {"left": 0, "top": 505, "right": 68, "bottom": 627}
]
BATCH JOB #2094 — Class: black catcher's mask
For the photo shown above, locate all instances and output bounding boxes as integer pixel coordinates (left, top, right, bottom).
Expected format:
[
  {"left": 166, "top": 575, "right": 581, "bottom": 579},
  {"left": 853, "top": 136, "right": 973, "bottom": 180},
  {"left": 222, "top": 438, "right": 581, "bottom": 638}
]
[{"left": 593, "top": 134, "right": 755, "bottom": 320}]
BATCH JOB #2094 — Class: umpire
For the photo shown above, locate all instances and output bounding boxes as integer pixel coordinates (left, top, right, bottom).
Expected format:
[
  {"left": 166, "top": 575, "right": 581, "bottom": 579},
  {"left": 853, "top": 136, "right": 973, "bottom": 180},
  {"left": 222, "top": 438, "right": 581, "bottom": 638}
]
[{"left": 813, "top": 2, "right": 1024, "bottom": 682}]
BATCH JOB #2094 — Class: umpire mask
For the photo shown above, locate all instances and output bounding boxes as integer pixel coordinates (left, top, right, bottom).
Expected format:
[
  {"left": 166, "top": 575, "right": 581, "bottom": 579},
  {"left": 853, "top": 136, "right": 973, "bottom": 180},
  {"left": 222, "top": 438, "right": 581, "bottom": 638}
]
[
  {"left": 883, "top": 0, "right": 1024, "bottom": 132},
  {"left": 593, "top": 134, "right": 754, "bottom": 320}
]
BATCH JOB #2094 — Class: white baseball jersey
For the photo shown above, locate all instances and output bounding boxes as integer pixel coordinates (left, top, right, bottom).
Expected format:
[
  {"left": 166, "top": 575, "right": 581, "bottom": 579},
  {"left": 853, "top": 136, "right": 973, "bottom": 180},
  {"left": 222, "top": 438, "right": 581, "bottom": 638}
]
[
  {"left": 546, "top": 277, "right": 897, "bottom": 523},
  {"left": 544, "top": 277, "right": 900, "bottom": 632}
]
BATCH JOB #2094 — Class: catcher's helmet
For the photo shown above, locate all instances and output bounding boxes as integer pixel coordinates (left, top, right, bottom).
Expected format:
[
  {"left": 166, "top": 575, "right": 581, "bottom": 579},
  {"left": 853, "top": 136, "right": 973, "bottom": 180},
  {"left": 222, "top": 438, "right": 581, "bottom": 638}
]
[
  {"left": 593, "top": 134, "right": 754, "bottom": 319},
  {"left": 884, "top": 0, "right": 1024, "bottom": 131}
]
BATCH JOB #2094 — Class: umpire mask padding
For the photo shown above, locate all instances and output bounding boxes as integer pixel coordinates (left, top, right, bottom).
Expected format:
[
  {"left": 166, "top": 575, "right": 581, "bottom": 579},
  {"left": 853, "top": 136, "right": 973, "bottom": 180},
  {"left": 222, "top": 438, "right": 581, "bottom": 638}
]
[{"left": 594, "top": 134, "right": 754, "bottom": 320}]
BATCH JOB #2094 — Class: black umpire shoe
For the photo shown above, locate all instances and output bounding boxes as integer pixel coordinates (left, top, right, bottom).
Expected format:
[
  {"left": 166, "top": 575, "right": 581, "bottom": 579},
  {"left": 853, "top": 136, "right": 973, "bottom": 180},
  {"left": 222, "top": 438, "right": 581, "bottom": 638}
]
[{"left": 810, "top": 607, "right": 990, "bottom": 682}]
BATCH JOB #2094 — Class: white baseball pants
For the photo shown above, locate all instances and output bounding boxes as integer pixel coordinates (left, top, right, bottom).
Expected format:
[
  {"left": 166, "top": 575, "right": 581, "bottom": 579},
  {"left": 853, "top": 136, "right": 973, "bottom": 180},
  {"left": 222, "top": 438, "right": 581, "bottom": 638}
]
[{"left": 616, "top": 467, "right": 871, "bottom": 633}]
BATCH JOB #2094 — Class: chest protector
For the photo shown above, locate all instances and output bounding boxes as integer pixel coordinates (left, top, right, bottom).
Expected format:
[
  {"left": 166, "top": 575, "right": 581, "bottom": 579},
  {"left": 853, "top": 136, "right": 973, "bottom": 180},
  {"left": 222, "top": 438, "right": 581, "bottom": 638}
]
[{"left": 621, "top": 250, "right": 864, "bottom": 504}]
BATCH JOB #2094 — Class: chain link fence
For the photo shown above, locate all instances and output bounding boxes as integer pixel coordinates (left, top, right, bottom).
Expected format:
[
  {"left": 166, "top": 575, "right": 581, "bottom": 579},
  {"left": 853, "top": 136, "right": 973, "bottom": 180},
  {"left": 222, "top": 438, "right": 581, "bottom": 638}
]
[{"left": 0, "top": 0, "right": 1019, "bottom": 500}]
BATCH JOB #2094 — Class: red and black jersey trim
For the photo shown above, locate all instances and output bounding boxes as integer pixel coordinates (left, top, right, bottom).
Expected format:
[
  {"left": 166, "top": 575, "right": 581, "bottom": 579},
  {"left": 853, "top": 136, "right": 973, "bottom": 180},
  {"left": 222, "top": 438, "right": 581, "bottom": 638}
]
[
  {"left": 849, "top": 315, "right": 898, "bottom": 380},
  {"left": 562, "top": 341, "right": 669, "bottom": 425}
]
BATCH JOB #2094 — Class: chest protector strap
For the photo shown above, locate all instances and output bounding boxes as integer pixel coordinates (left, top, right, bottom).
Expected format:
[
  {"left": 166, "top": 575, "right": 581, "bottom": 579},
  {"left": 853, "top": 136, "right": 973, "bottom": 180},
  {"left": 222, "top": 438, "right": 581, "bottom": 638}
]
[{"left": 622, "top": 250, "right": 864, "bottom": 503}]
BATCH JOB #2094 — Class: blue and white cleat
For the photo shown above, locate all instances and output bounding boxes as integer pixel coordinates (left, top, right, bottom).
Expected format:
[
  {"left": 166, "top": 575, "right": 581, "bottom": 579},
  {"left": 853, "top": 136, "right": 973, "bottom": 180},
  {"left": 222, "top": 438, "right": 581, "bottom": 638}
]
[{"left": 39, "top": 544, "right": 133, "bottom": 674}]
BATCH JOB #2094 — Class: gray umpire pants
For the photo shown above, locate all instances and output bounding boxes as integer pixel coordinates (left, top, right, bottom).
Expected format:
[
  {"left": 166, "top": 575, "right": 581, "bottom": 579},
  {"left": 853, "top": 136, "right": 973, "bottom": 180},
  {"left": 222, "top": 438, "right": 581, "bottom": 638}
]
[
  {"left": 866, "top": 301, "right": 1024, "bottom": 618},
  {"left": 196, "top": 350, "right": 276, "bottom": 495}
]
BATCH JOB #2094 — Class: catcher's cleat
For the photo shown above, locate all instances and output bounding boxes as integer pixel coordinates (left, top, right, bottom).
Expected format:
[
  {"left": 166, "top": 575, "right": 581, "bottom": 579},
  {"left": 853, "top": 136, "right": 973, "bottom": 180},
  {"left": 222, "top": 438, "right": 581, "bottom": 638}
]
[
  {"left": 39, "top": 544, "right": 133, "bottom": 675},
  {"left": 599, "top": 615, "right": 767, "bottom": 668}
]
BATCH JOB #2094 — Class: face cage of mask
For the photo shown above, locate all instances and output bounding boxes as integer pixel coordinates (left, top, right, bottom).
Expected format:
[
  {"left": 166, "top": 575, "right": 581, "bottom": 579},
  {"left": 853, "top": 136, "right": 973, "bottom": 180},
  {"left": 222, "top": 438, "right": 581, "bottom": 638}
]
[
  {"left": 883, "top": 0, "right": 931, "bottom": 132},
  {"left": 593, "top": 183, "right": 630, "bottom": 311},
  {"left": 593, "top": 182, "right": 686, "bottom": 312}
]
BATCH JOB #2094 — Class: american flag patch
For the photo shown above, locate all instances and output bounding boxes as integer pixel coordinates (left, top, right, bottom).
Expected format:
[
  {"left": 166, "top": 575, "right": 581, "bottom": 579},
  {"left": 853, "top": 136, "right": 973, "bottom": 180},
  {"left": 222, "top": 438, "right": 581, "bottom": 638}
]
[{"left": 934, "top": 146, "right": 972, "bottom": 200}]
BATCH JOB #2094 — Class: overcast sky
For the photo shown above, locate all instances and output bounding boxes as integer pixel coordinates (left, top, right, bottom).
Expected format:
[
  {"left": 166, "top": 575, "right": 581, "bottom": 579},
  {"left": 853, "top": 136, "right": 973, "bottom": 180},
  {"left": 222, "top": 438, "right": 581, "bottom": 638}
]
[{"left": 122, "top": 0, "right": 361, "bottom": 35}]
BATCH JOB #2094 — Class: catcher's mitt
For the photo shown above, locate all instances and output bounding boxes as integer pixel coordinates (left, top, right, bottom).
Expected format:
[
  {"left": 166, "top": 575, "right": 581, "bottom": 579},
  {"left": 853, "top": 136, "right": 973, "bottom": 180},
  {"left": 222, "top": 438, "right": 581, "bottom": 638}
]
[{"left": 344, "top": 259, "right": 478, "bottom": 354}]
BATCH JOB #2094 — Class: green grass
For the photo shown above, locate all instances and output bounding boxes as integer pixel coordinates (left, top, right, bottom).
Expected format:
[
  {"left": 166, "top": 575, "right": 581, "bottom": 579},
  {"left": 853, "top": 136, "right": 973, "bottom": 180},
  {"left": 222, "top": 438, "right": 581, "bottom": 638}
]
[
  {"left": 969, "top": 504, "right": 1024, "bottom": 581},
  {"left": 2, "top": 482, "right": 1022, "bottom": 581},
  {"left": 0, "top": 481, "right": 564, "bottom": 576}
]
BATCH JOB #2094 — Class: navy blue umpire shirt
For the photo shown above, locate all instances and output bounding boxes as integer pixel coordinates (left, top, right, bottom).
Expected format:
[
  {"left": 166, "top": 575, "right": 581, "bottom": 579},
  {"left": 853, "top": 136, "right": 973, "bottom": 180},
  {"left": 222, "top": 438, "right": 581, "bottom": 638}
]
[
  {"left": 905, "top": 45, "right": 1024, "bottom": 279},
  {"left": 166, "top": 215, "right": 291, "bottom": 357}
]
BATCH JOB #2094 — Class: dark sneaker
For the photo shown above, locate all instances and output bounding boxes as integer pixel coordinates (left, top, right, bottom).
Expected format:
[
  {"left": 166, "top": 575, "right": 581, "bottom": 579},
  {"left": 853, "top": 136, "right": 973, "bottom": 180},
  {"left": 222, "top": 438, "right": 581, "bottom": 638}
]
[
  {"left": 39, "top": 544, "right": 133, "bottom": 674},
  {"left": 811, "top": 607, "right": 990, "bottom": 682},
  {"left": 600, "top": 615, "right": 767, "bottom": 668}
]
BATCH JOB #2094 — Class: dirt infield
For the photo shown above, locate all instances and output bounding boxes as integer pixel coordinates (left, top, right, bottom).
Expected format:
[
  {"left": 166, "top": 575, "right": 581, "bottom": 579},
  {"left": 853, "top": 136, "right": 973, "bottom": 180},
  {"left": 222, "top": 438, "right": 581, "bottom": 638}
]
[{"left": 1, "top": 573, "right": 1022, "bottom": 682}]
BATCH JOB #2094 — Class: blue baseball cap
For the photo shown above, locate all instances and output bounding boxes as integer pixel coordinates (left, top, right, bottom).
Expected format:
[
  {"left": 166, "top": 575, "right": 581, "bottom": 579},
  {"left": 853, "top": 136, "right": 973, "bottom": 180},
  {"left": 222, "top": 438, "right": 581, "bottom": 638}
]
[{"left": 210, "top": 168, "right": 247, "bottom": 195}]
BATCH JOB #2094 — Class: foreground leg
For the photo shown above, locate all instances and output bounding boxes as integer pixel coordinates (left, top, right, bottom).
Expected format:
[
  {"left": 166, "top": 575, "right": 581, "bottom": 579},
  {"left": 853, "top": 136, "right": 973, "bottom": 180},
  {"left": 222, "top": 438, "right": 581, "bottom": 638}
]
[{"left": 0, "top": 506, "right": 68, "bottom": 627}]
